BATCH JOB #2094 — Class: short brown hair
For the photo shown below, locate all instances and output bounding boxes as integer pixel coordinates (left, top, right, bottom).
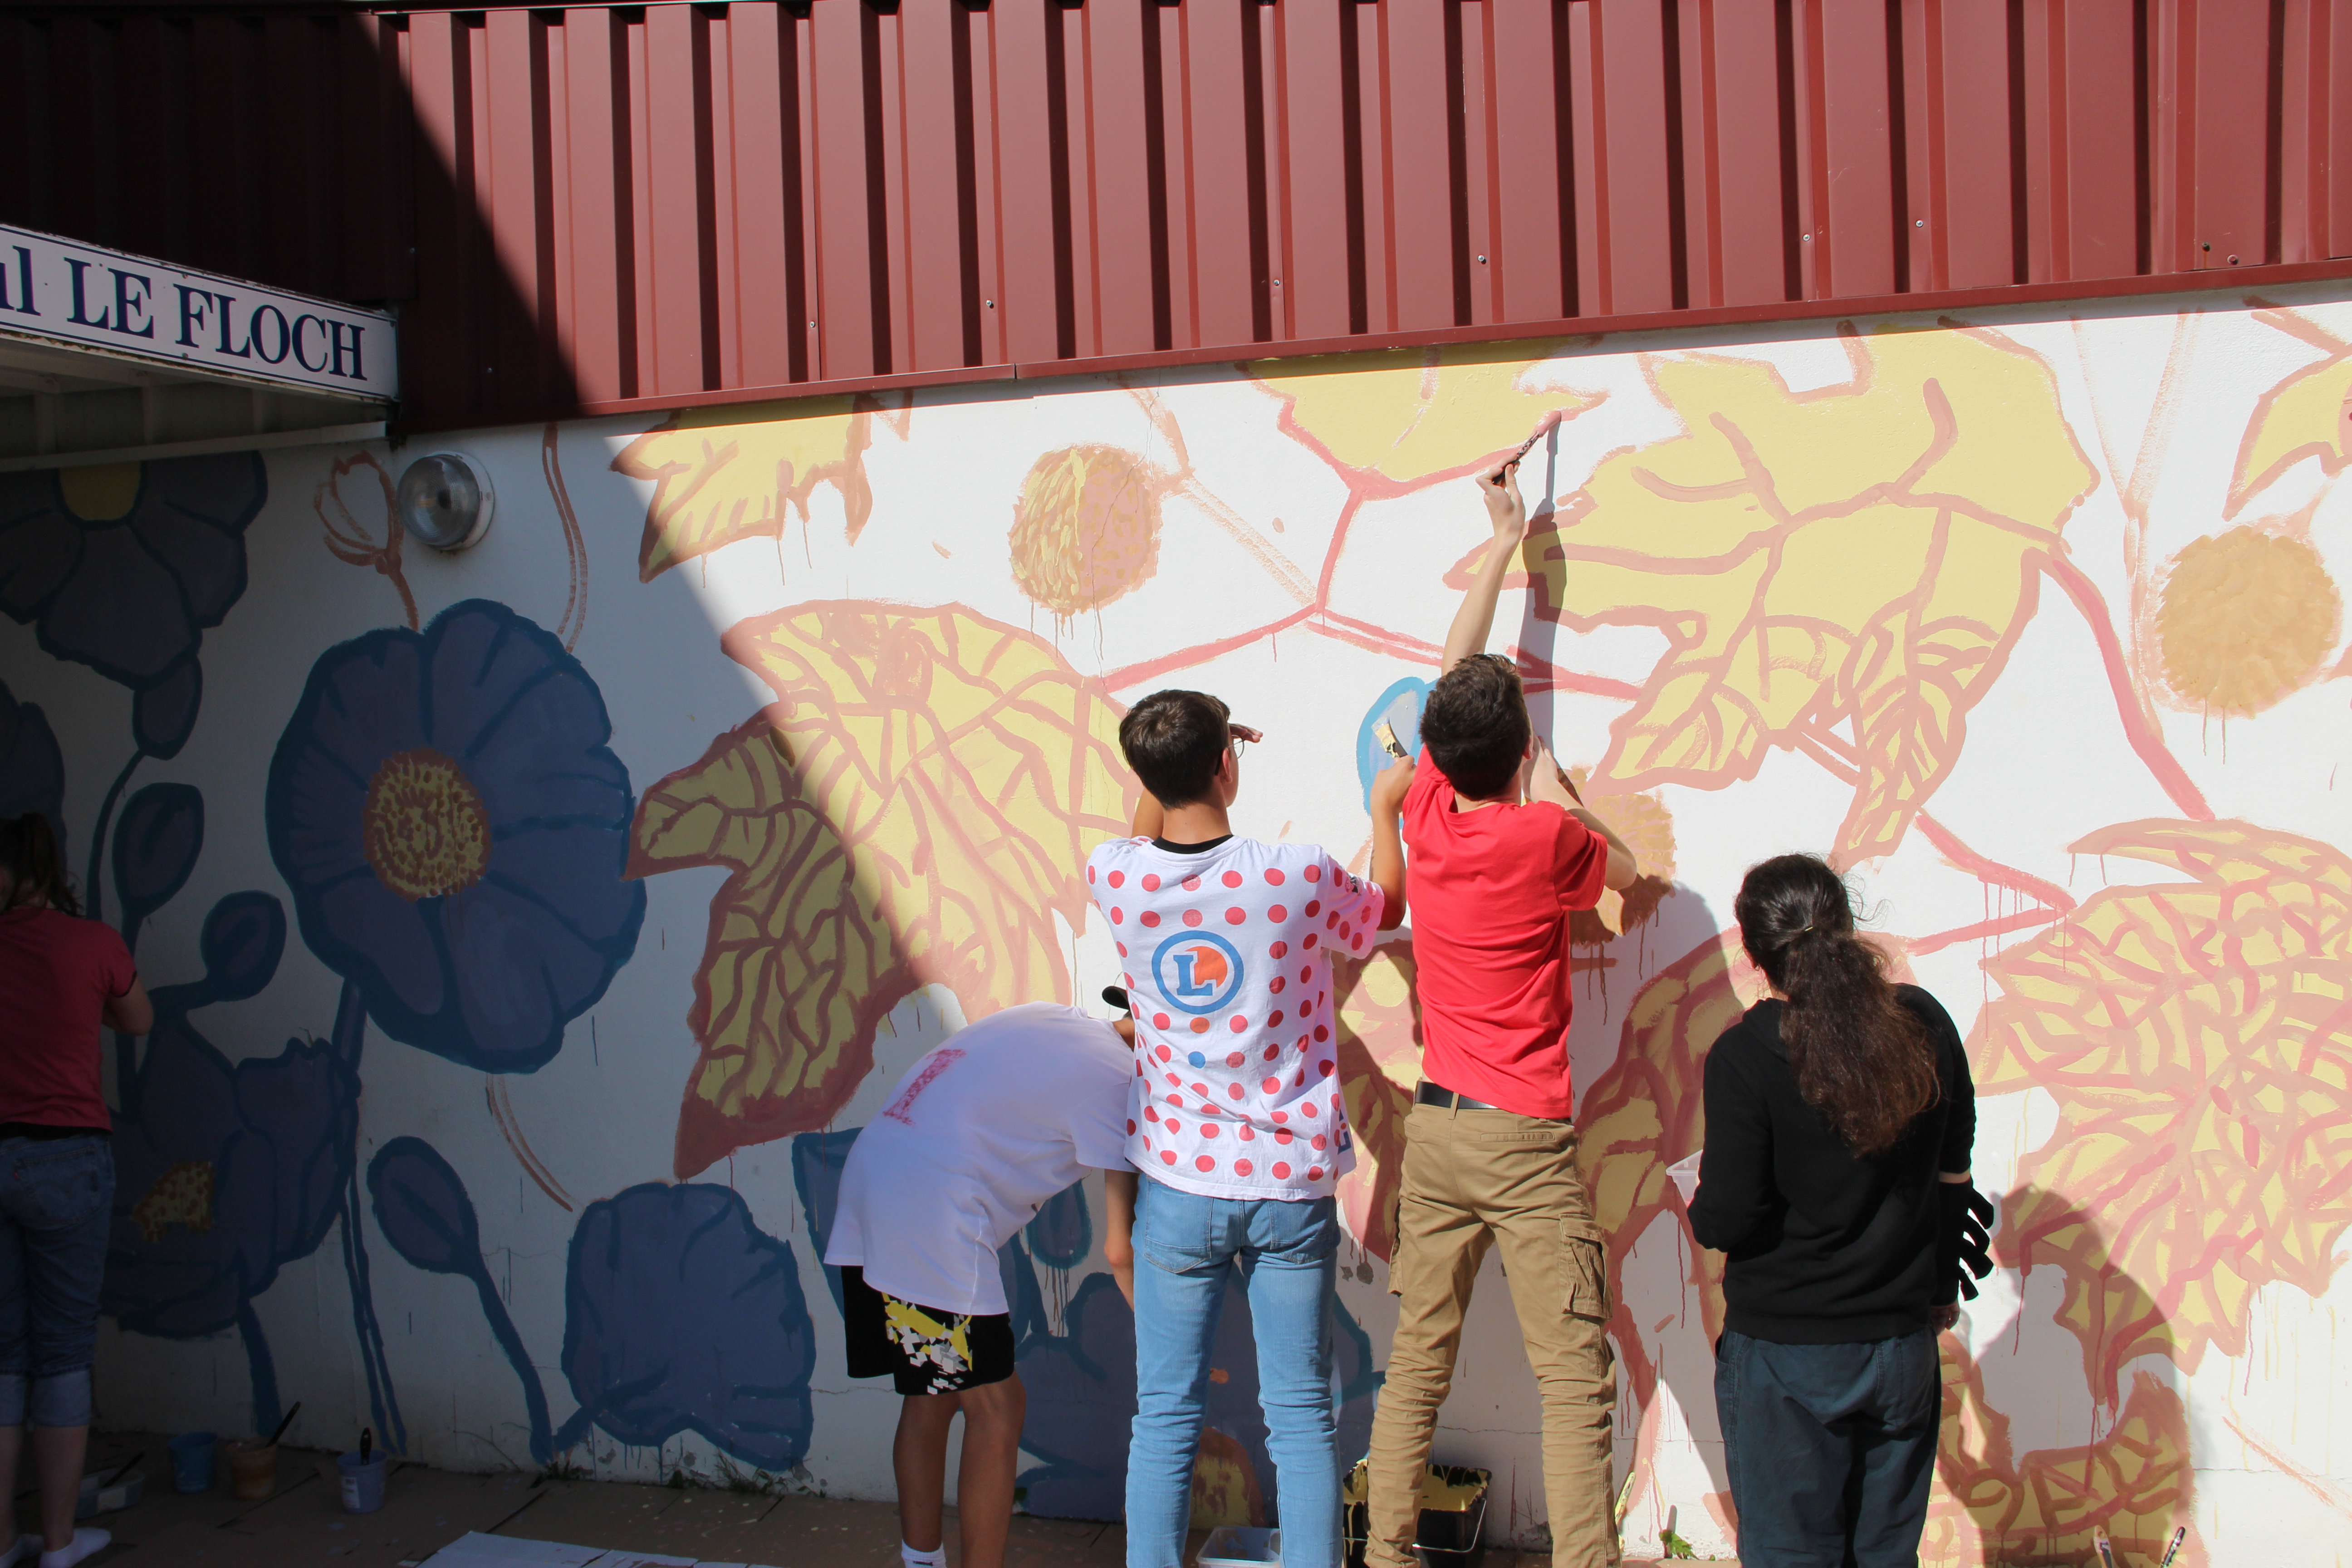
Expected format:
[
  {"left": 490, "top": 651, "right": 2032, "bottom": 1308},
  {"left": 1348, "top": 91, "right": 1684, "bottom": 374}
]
[
  {"left": 1118, "top": 689, "right": 1231, "bottom": 807},
  {"left": 0, "top": 813, "right": 78, "bottom": 917},
  {"left": 1419, "top": 654, "right": 1530, "bottom": 799}
]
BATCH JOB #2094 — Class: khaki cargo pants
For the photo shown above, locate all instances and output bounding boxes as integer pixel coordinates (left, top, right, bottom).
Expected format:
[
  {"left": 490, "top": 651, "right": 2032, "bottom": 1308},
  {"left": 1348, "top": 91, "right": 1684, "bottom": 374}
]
[{"left": 1363, "top": 1101, "right": 1617, "bottom": 1568}]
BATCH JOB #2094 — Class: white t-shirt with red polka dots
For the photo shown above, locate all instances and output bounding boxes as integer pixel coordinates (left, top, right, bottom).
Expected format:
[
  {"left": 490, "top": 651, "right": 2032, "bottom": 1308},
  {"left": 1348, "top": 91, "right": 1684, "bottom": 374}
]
[{"left": 1085, "top": 835, "right": 1385, "bottom": 1203}]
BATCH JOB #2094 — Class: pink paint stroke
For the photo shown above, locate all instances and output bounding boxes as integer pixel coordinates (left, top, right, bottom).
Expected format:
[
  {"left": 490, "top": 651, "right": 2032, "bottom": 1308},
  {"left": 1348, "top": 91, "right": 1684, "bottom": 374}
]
[{"left": 2038, "top": 554, "right": 2213, "bottom": 822}]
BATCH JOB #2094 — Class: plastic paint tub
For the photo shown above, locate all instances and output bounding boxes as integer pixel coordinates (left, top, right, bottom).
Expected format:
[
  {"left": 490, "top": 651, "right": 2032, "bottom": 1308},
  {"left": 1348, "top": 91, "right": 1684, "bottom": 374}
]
[
  {"left": 338, "top": 1449, "right": 388, "bottom": 1514},
  {"left": 1199, "top": 1526, "right": 1282, "bottom": 1566},
  {"left": 168, "top": 1432, "right": 216, "bottom": 1494},
  {"left": 226, "top": 1438, "right": 278, "bottom": 1501}
]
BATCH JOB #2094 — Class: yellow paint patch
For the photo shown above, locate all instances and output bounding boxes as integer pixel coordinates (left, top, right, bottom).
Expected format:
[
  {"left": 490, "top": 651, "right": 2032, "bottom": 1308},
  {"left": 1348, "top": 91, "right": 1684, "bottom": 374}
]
[{"left": 58, "top": 462, "right": 143, "bottom": 521}]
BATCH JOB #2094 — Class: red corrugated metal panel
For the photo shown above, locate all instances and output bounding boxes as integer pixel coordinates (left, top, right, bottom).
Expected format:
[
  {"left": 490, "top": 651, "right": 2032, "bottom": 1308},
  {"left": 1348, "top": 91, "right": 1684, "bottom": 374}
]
[{"left": 4, "top": 0, "right": 2350, "bottom": 432}]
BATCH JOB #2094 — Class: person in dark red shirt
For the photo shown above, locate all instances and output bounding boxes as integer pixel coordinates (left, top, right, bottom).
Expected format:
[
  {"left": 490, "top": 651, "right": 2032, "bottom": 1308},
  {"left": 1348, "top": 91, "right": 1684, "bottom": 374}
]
[
  {"left": 1361, "top": 457, "right": 1638, "bottom": 1568},
  {"left": 0, "top": 814, "right": 150, "bottom": 1568}
]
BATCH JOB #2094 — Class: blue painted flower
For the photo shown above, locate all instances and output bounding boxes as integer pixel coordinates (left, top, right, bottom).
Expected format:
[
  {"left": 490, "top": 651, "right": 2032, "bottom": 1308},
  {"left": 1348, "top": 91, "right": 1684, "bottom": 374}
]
[
  {"left": 105, "top": 892, "right": 360, "bottom": 1340},
  {"left": 0, "top": 676, "right": 64, "bottom": 847},
  {"left": 266, "top": 598, "right": 644, "bottom": 1073},
  {"left": 556, "top": 1183, "right": 816, "bottom": 1470},
  {"left": 0, "top": 454, "right": 265, "bottom": 694},
  {"left": 1356, "top": 677, "right": 1429, "bottom": 809}
]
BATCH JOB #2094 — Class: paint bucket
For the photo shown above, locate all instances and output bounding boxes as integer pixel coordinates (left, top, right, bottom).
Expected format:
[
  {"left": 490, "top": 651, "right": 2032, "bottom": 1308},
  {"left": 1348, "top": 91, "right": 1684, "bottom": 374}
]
[
  {"left": 167, "top": 1432, "right": 216, "bottom": 1494},
  {"left": 338, "top": 1449, "right": 388, "bottom": 1514},
  {"left": 225, "top": 1438, "right": 278, "bottom": 1501}
]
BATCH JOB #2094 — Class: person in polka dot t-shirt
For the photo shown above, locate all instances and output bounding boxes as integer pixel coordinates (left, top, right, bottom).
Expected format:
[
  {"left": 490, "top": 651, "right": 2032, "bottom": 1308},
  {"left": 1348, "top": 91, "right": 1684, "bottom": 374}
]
[
  {"left": 1095, "top": 688, "right": 1411, "bottom": 1568},
  {"left": 1094, "top": 838, "right": 1387, "bottom": 1199}
]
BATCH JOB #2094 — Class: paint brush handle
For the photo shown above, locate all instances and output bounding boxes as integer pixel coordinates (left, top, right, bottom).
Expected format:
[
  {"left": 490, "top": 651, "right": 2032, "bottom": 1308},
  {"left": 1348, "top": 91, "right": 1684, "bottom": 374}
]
[
  {"left": 2157, "top": 1525, "right": 2186, "bottom": 1567},
  {"left": 99, "top": 1450, "right": 144, "bottom": 1490},
  {"left": 266, "top": 1400, "right": 302, "bottom": 1449},
  {"left": 359, "top": 1427, "right": 372, "bottom": 1464}
]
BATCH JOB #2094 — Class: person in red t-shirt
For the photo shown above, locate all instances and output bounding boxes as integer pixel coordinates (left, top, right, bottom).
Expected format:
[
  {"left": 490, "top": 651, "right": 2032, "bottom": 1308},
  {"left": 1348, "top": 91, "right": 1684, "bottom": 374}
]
[
  {"left": 0, "top": 814, "right": 150, "bottom": 1568},
  {"left": 1362, "top": 458, "right": 1638, "bottom": 1568}
]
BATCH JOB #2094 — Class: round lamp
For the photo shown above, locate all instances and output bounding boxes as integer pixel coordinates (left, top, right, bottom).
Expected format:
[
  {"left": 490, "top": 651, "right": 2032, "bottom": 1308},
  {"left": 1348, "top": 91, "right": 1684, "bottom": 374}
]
[{"left": 395, "top": 452, "right": 495, "bottom": 552}]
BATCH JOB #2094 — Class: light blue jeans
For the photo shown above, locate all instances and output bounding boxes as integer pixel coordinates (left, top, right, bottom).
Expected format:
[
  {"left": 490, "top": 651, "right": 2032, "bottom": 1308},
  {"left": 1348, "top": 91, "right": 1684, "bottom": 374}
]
[{"left": 1126, "top": 1175, "right": 1342, "bottom": 1568}]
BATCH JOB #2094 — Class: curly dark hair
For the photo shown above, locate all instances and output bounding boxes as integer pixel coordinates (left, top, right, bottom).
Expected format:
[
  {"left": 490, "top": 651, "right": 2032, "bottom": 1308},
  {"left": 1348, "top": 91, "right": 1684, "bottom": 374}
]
[
  {"left": 1117, "top": 688, "right": 1232, "bottom": 808},
  {"left": 1419, "top": 653, "right": 1531, "bottom": 799},
  {"left": 1734, "top": 853, "right": 1938, "bottom": 1157}
]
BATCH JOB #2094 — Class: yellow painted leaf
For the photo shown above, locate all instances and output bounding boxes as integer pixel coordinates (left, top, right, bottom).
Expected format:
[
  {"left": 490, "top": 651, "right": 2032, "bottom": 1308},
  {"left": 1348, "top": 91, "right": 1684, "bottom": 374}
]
[
  {"left": 629, "top": 721, "right": 914, "bottom": 1175},
  {"left": 2227, "top": 347, "right": 2352, "bottom": 517},
  {"left": 615, "top": 398, "right": 873, "bottom": 580},
  {"left": 1536, "top": 329, "right": 2097, "bottom": 862},
  {"left": 1332, "top": 941, "right": 1424, "bottom": 1260},
  {"left": 1251, "top": 341, "right": 1590, "bottom": 485},
  {"left": 1974, "top": 818, "right": 2352, "bottom": 1393},
  {"left": 1926, "top": 1343, "right": 2204, "bottom": 1568},
  {"left": 634, "top": 603, "right": 1138, "bottom": 1175}
]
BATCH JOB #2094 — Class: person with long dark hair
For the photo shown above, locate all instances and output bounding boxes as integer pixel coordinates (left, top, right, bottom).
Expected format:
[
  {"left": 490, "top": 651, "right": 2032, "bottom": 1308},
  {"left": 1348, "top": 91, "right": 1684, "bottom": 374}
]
[
  {"left": 0, "top": 815, "right": 151, "bottom": 1568},
  {"left": 1689, "top": 853, "right": 1992, "bottom": 1568}
]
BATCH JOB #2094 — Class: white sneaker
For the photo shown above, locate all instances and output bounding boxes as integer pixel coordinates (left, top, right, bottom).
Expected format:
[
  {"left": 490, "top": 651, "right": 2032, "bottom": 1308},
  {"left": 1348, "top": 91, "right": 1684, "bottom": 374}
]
[
  {"left": 37, "top": 1528, "right": 109, "bottom": 1568},
  {"left": 0, "top": 1533, "right": 35, "bottom": 1568}
]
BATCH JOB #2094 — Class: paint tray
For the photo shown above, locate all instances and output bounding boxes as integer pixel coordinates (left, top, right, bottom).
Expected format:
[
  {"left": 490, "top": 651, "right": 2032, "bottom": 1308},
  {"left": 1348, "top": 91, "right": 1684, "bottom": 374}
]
[
  {"left": 1199, "top": 1525, "right": 1282, "bottom": 1565},
  {"left": 1343, "top": 1460, "right": 1490, "bottom": 1565}
]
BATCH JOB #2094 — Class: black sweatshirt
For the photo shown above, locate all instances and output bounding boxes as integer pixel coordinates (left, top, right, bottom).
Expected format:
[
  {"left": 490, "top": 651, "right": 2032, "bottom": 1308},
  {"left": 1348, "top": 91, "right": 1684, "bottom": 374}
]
[{"left": 1687, "top": 985, "right": 1975, "bottom": 1345}]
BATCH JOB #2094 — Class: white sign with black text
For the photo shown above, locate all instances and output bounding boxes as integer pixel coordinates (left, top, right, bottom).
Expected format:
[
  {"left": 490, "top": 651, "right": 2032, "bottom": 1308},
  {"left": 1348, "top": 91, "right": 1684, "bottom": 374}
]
[{"left": 0, "top": 220, "right": 397, "bottom": 402}]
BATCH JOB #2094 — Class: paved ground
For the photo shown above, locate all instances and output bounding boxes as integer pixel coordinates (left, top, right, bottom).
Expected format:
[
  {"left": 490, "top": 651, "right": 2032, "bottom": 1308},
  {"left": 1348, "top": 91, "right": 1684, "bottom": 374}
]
[{"left": 33, "top": 1431, "right": 1705, "bottom": 1566}]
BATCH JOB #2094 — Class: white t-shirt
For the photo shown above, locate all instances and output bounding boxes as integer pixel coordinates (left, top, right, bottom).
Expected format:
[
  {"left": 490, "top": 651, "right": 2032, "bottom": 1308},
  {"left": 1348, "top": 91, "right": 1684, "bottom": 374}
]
[
  {"left": 1085, "top": 835, "right": 1384, "bottom": 1202},
  {"left": 824, "top": 1003, "right": 1133, "bottom": 1317}
]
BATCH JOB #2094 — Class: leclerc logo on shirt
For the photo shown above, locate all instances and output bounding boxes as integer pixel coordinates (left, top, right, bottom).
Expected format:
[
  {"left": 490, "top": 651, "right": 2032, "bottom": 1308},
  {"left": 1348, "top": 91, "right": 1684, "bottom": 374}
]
[{"left": 1152, "top": 930, "right": 1245, "bottom": 1014}]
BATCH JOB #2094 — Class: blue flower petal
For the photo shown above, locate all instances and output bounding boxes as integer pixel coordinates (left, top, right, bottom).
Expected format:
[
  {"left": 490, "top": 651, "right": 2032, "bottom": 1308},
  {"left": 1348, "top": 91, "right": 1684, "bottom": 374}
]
[
  {"left": 0, "top": 678, "right": 64, "bottom": 846},
  {"left": 422, "top": 602, "right": 594, "bottom": 764},
  {"left": 297, "top": 628, "right": 429, "bottom": 787},
  {"left": 317, "top": 871, "right": 449, "bottom": 1022},
  {"left": 0, "top": 490, "right": 79, "bottom": 620},
  {"left": 42, "top": 525, "right": 193, "bottom": 686},
  {"left": 126, "top": 453, "right": 260, "bottom": 627},
  {"left": 484, "top": 823, "right": 644, "bottom": 946},
  {"left": 442, "top": 877, "right": 613, "bottom": 1071}
]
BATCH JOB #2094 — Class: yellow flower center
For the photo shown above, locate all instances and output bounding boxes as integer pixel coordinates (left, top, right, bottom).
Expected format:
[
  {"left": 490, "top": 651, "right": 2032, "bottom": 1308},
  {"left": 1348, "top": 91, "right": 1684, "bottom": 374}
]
[
  {"left": 363, "top": 747, "right": 491, "bottom": 901},
  {"left": 58, "top": 462, "right": 143, "bottom": 521}
]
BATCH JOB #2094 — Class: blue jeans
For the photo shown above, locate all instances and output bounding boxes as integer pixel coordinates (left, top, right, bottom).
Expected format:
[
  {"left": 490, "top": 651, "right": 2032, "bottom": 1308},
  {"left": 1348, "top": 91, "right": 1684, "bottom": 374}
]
[
  {"left": 0, "top": 1136, "right": 113, "bottom": 1428},
  {"left": 1126, "top": 1176, "right": 1341, "bottom": 1568},
  {"left": 1716, "top": 1328, "right": 1940, "bottom": 1568}
]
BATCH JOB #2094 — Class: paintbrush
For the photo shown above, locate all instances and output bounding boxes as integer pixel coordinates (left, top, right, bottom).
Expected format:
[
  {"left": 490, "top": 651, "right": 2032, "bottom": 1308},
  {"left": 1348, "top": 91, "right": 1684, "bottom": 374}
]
[
  {"left": 1374, "top": 720, "right": 1407, "bottom": 761},
  {"left": 2092, "top": 1529, "right": 2118, "bottom": 1568},
  {"left": 2157, "top": 1525, "right": 2187, "bottom": 1567},
  {"left": 1498, "top": 410, "right": 1568, "bottom": 471},
  {"left": 265, "top": 1399, "right": 301, "bottom": 1449}
]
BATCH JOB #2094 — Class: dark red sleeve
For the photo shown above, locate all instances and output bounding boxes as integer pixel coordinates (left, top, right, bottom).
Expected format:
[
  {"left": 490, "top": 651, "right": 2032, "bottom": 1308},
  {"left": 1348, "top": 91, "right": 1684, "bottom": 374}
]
[
  {"left": 1549, "top": 808, "right": 1609, "bottom": 912},
  {"left": 93, "top": 922, "right": 136, "bottom": 999}
]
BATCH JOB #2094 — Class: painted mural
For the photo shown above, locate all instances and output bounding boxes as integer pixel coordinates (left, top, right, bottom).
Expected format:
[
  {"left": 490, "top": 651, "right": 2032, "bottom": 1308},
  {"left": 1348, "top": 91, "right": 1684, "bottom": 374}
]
[{"left": 1, "top": 280, "right": 2347, "bottom": 1563}]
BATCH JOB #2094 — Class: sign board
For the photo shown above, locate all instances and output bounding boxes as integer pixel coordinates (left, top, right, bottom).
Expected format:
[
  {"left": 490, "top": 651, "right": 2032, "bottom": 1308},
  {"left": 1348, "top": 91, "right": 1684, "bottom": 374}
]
[{"left": 0, "top": 221, "right": 397, "bottom": 402}]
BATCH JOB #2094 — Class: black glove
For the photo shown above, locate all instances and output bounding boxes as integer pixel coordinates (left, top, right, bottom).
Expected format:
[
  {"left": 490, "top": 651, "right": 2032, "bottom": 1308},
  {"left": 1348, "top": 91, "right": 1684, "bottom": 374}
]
[{"left": 1938, "top": 1181, "right": 1996, "bottom": 1301}]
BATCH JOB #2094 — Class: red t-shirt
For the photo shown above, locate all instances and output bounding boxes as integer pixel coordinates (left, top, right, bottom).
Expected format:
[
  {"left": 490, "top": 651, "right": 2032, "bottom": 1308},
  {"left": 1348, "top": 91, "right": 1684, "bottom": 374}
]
[
  {"left": 1401, "top": 755, "right": 1608, "bottom": 1120},
  {"left": 0, "top": 907, "right": 132, "bottom": 1132}
]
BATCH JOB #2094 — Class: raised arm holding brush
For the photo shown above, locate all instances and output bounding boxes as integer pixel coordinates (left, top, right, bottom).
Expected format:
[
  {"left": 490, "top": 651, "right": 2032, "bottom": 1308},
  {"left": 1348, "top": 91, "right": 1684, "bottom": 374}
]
[{"left": 1358, "top": 454, "right": 1639, "bottom": 1568}]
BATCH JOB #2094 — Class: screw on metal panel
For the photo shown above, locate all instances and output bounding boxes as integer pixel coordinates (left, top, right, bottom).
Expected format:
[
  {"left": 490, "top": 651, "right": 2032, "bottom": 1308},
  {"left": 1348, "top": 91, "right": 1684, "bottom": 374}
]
[
  {"left": 1803, "top": 234, "right": 1813, "bottom": 241},
  {"left": 1915, "top": 219, "right": 1924, "bottom": 227},
  {"left": 2228, "top": 255, "right": 2240, "bottom": 265},
  {"left": 986, "top": 300, "right": 995, "bottom": 308}
]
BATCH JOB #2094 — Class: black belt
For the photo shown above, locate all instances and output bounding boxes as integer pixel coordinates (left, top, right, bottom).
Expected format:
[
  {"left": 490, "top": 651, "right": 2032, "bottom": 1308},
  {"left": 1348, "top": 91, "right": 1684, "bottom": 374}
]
[{"left": 1415, "top": 1082, "right": 1504, "bottom": 1112}]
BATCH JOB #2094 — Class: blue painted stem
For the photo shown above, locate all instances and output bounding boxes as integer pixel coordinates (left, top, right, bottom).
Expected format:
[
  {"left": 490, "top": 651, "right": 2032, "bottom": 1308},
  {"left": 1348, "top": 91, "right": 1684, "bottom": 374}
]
[
  {"left": 84, "top": 749, "right": 141, "bottom": 931},
  {"left": 330, "top": 983, "right": 408, "bottom": 1454},
  {"left": 237, "top": 1300, "right": 282, "bottom": 1438},
  {"left": 92, "top": 750, "right": 144, "bottom": 1099},
  {"left": 469, "top": 1265, "right": 553, "bottom": 1465}
]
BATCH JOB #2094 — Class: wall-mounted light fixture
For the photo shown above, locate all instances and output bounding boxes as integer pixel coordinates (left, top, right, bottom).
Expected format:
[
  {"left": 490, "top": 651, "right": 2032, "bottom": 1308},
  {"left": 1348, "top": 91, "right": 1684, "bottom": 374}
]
[{"left": 396, "top": 452, "right": 495, "bottom": 552}]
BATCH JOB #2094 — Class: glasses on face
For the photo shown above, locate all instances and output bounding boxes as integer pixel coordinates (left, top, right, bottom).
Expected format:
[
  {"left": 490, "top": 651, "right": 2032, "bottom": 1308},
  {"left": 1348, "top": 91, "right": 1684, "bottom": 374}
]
[{"left": 1229, "top": 735, "right": 1251, "bottom": 762}]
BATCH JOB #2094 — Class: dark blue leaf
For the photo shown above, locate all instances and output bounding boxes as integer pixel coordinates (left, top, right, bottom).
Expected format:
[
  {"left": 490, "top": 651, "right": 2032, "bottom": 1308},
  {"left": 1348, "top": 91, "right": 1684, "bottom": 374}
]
[
  {"left": 367, "top": 1137, "right": 484, "bottom": 1279},
  {"left": 199, "top": 892, "right": 284, "bottom": 1003},
  {"left": 112, "top": 781, "right": 202, "bottom": 935}
]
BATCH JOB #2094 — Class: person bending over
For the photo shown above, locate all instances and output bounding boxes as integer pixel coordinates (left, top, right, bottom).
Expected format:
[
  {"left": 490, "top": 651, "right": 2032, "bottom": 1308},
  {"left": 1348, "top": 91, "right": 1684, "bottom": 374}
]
[
  {"left": 1362, "top": 458, "right": 1639, "bottom": 1568},
  {"left": 0, "top": 815, "right": 152, "bottom": 1568},
  {"left": 824, "top": 1001, "right": 1142, "bottom": 1568},
  {"left": 1690, "top": 854, "right": 1993, "bottom": 1568},
  {"left": 1093, "top": 689, "right": 1410, "bottom": 1568}
]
